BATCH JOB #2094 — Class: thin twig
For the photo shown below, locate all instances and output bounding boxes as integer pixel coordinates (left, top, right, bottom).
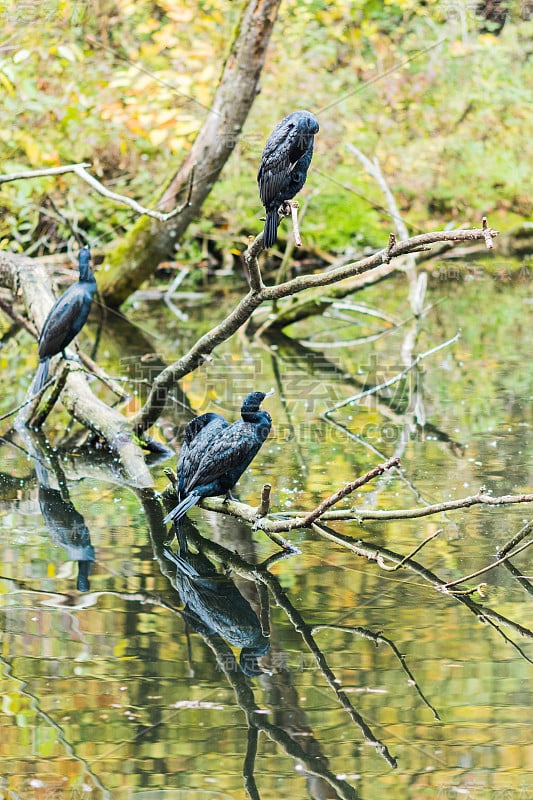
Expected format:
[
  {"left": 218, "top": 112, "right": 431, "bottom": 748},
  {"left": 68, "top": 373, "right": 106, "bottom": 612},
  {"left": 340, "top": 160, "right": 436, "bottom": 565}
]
[
  {"left": 482, "top": 216, "right": 494, "bottom": 250},
  {"left": 346, "top": 143, "right": 422, "bottom": 313},
  {"left": 442, "top": 537, "right": 533, "bottom": 589},
  {"left": 385, "top": 232, "right": 396, "bottom": 263},
  {"left": 376, "top": 529, "right": 444, "bottom": 571},
  {"left": 244, "top": 233, "right": 265, "bottom": 292},
  {"left": 0, "top": 163, "right": 91, "bottom": 184},
  {"left": 289, "top": 200, "right": 301, "bottom": 246},
  {"left": 324, "top": 332, "right": 460, "bottom": 414},
  {"left": 74, "top": 358, "right": 130, "bottom": 400},
  {"left": 0, "top": 376, "right": 55, "bottom": 424},
  {"left": 275, "top": 192, "right": 315, "bottom": 285},
  {"left": 311, "top": 621, "right": 441, "bottom": 721},
  {"left": 0, "top": 162, "right": 195, "bottom": 222},
  {"left": 300, "top": 457, "right": 400, "bottom": 526},
  {"left": 0, "top": 295, "right": 38, "bottom": 334},
  {"left": 256, "top": 483, "right": 271, "bottom": 518},
  {"left": 497, "top": 520, "right": 533, "bottom": 557}
]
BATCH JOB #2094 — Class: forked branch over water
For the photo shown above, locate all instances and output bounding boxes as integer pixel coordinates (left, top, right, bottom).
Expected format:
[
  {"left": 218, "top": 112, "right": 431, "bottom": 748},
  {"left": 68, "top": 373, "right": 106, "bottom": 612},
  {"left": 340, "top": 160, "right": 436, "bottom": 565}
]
[
  {"left": 179, "top": 463, "right": 532, "bottom": 537},
  {"left": 134, "top": 222, "right": 498, "bottom": 433},
  {"left": 0, "top": 210, "right": 499, "bottom": 462}
]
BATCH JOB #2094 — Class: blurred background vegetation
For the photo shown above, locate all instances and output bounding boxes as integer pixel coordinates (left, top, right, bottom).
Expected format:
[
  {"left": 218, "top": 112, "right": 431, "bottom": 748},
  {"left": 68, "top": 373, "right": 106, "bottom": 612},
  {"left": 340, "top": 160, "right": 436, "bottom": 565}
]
[{"left": 1, "top": 0, "right": 531, "bottom": 259}]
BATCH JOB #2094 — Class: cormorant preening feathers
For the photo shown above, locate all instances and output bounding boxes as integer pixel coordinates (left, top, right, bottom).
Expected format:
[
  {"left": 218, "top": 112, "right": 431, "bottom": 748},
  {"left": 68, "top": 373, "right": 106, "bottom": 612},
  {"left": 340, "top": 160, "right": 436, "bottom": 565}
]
[
  {"left": 33, "top": 245, "right": 96, "bottom": 395},
  {"left": 258, "top": 110, "right": 319, "bottom": 248},
  {"left": 164, "top": 391, "right": 274, "bottom": 526}
]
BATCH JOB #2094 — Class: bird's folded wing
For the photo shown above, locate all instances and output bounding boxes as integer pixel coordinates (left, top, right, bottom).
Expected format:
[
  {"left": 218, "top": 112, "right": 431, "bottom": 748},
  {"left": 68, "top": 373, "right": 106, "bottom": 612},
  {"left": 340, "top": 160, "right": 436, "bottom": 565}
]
[
  {"left": 184, "top": 433, "right": 256, "bottom": 492},
  {"left": 38, "top": 288, "right": 87, "bottom": 358},
  {"left": 178, "top": 417, "right": 229, "bottom": 484},
  {"left": 258, "top": 123, "right": 298, "bottom": 205}
]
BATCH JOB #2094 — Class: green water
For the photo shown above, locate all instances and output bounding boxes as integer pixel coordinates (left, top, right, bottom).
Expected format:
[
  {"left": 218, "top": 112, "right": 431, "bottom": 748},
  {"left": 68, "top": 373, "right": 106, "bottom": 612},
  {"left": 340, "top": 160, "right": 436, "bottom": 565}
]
[{"left": 0, "top": 269, "right": 531, "bottom": 799}]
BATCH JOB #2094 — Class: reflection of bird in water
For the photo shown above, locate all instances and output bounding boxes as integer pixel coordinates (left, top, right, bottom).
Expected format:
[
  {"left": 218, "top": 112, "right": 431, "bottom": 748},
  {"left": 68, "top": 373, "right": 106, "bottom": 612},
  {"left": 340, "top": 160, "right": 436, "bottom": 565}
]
[
  {"left": 163, "top": 545, "right": 270, "bottom": 677},
  {"left": 33, "top": 245, "right": 97, "bottom": 395},
  {"left": 164, "top": 391, "right": 273, "bottom": 526},
  {"left": 258, "top": 110, "right": 319, "bottom": 248},
  {"left": 35, "top": 461, "right": 94, "bottom": 591}
]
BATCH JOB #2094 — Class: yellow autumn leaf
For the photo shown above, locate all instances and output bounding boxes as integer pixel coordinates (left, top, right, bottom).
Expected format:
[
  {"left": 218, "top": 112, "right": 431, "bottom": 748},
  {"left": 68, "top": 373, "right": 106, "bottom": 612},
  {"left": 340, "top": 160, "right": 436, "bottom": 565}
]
[
  {"left": 168, "top": 136, "right": 191, "bottom": 153},
  {"left": 0, "top": 70, "right": 15, "bottom": 96},
  {"left": 17, "top": 132, "right": 43, "bottom": 166},
  {"left": 56, "top": 44, "right": 77, "bottom": 62},
  {"left": 149, "top": 128, "right": 168, "bottom": 146}
]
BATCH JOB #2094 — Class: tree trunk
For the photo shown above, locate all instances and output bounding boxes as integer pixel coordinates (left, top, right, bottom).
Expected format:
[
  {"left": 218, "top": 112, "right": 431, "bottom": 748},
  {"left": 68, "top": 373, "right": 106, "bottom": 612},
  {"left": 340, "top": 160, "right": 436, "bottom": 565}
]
[{"left": 99, "top": 0, "right": 281, "bottom": 309}]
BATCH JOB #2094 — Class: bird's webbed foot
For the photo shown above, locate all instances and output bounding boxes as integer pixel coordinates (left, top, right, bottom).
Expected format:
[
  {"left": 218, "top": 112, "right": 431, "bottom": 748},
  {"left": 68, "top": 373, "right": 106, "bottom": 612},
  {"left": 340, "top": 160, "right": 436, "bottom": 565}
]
[
  {"left": 223, "top": 490, "right": 238, "bottom": 504},
  {"left": 279, "top": 201, "right": 293, "bottom": 218}
]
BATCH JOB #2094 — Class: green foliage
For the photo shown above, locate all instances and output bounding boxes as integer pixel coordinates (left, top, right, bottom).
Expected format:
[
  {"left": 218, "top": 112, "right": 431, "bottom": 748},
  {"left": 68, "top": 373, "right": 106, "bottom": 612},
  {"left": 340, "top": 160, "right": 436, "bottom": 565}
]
[{"left": 0, "top": 0, "right": 531, "bottom": 258}]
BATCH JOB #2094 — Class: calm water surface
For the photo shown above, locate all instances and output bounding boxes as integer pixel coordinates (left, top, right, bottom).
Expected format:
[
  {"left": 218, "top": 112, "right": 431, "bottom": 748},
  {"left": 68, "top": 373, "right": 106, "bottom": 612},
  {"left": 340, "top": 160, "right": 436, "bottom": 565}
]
[{"left": 0, "top": 269, "right": 531, "bottom": 799}]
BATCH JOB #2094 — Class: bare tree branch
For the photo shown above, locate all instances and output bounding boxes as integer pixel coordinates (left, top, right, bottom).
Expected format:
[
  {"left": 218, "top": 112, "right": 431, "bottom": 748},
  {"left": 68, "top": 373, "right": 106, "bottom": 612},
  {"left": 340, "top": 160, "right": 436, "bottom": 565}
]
[
  {"left": 346, "top": 142, "right": 425, "bottom": 315},
  {"left": 288, "top": 200, "right": 302, "bottom": 246},
  {"left": 324, "top": 332, "right": 460, "bottom": 415},
  {"left": 497, "top": 520, "right": 533, "bottom": 558},
  {"left": 0, "top": 162, "right": 194, "bottom": 222},
  {"left": 442, "top": 536, "right": 533, "bottom": 589},
  {"left": 300, "top": 457, "right": 400, "bottom": 526},
  {"left": 190, "top": 487, "right": 533, "bottom": 534},
  {"left": 133, "top": 224, "right": 498, "bottom": 433},
  {"left": 0, "top": 162, "right": 91, "bottom": 183}
]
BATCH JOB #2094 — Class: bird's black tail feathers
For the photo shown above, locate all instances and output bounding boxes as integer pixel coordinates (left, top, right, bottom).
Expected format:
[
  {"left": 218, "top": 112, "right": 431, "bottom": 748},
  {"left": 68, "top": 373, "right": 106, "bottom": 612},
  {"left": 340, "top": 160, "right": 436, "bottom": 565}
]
[
  {"left": 162, "top": 546, "right": 197, "bottom": 578},
  {"left": 33, "top": 358, "right": 50, "bottom": 396},
  {"left": 263, "top": 209, "right": 279, "bottom": 249},
  {"left": 163, "top": 492, "right": 201, "bottom": 525}
]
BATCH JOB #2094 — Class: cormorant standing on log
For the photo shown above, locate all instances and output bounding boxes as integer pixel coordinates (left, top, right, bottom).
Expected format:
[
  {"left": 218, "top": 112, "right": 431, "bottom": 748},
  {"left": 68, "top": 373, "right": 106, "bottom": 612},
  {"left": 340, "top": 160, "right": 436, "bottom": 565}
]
[
  {"left": 33, "top": 245, "right": 96, "bottom": 395},
  {"left": 258, "top": 110, "right": 319, "bottom": 248},
  {"left": 164, "top": 391, "right": 274, "bottom": 526}
]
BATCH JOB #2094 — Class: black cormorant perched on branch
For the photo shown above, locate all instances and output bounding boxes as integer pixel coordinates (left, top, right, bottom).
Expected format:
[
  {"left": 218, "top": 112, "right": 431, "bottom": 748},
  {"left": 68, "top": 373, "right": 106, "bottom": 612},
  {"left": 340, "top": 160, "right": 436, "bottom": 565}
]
[
  {"left": 33, "top": 245, "right": 96, "bottom": 395},
  {"left": 164, "top": 390, "right": 274, "bottom": 526},
  {"left": 258, "top": 110, "right": 319, "bottom": 248}
]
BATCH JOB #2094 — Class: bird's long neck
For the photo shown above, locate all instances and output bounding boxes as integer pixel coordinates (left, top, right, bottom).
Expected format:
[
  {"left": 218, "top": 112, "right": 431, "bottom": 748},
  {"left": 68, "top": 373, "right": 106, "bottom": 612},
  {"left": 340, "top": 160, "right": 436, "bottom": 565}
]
[
  {"left": 79, "top": 265, "right": 96, "bottom": 284},
  {"left": 78, "top": 253, "right": 96, "bottom": 285},
  {"left": 242, "top": 409, "right": 271, "bottom": 426},
  {"left": 241, "top": 409, "right": 261, "bottom": 423}
]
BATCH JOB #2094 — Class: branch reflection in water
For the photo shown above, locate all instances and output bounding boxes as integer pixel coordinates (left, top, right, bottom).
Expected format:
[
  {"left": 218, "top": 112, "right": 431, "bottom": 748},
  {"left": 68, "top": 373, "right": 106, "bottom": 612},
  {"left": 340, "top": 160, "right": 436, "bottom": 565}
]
[{"left": 141, "top": 492, "right": 369, "bottom": 799}]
